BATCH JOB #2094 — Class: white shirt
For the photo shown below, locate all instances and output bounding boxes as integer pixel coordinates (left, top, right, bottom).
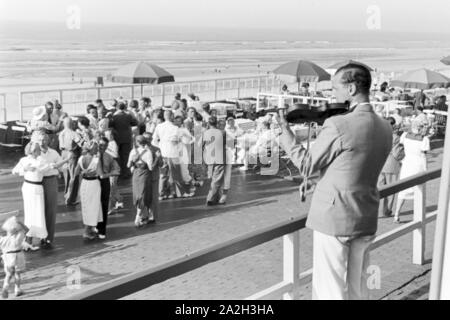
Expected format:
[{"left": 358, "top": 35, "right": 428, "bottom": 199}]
[
  {"left": 152, "top": 121, "right": 180, "bottom": 158},
  {"left": 40, "top": 148, "right": 62, "bottom": 176},
  {"left": 12, "top": 156, "right": 50, "bottom": 182},
  {"left": 106, "top": 140, "right": 119, "bottom": 159}
]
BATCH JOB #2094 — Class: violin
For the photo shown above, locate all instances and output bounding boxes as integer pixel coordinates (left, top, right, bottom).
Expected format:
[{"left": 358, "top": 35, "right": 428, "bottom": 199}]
[
  {"left": 256, "top": 102, "right": 350, "bottom": 124},
  {"left": 284, "top": 102, "right": 350, "bottom": 124}
]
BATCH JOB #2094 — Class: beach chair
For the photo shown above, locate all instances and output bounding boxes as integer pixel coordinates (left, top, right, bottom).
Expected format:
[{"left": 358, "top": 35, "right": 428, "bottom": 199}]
[
  {"left": 1, "top": 125, "right": 27, "bottom": 148},
  {"left": 0, "top": 123, "right": 8, "bottom": 145}
]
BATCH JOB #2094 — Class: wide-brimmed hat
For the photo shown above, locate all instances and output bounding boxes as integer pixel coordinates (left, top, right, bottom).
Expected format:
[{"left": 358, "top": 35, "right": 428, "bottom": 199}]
[{"left": 32, "top": 106, "right": 47, "bottom": 121}]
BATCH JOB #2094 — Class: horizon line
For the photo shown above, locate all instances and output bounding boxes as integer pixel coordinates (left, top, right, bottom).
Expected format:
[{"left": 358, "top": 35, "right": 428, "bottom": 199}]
[{"left": 2, "top": 19, "right": 450, "bottom": 36}]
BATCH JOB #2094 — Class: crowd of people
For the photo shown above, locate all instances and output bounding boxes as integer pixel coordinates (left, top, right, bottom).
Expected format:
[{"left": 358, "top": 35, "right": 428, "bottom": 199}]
[
  {"left": 8, "top": 92, "right": 283, "bottom": 249},
  {"left": 2, "top": 70, "right": 449, "bottom": 299}
]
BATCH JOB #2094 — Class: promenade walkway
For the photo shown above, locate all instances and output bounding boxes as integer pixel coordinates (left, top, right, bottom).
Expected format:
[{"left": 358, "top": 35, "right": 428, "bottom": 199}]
[{"left": 0, "top": 141, "right": 443, "bottom": 300}]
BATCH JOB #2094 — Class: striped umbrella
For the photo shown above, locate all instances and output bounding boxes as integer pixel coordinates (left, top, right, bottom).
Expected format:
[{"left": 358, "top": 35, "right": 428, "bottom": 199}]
[
  {"left": 440, "top": 56, "right": 450, "bottom": 66},
  {"left": 390, "top": 68, "right": 450, "bottom": 90},
  {"left": 112, "top": 61, "right": 175, "bottom": 84},
  {"left": 273, "top": 60, "right": 330, "bottom": 83}
]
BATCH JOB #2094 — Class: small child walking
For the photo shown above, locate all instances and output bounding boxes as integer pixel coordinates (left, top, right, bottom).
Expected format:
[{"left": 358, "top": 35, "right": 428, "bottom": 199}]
[{"left": 0, "top": 216, "right": 33, "bottom": 298}]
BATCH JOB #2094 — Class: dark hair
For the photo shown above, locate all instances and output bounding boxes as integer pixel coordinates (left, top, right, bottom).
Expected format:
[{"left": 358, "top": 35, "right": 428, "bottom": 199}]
[
  {"left": 336, "top": 64, "right": 372, "bottom": 95},
  {"left": 302, "top": 82, "right": 310, "bottom": 88},
  {"left": 99, "top": 136, "right": 109, "bottom": 145},
  {"left": 129, "top": 100, "right": 139, "bottom": 109},
  {"left": 194, "top": 112, "right": 203, "bottom": 122},
  {"left": 77, "top": 116, "right": 90, "bottom": 128},
  {"left": 156, "top": 109, "right": 165, "bottom": 122},
  {"left": 118, "top": 102, "right": 127, "bottom": 110},
  {"left": 386, "top": 116, "right": 396, "bottom": 126},
  {"left": 95, "top": 99, "right": 103, "bottom": 104},
  {"left": 135, "top": 135, "right": 146, "bottom": 146},
  {"left": 141, "top": 97, "right": 151, "bottom": 105},
  {"left": 174, "top": 115, "right": 184, "bottom": 123},
  {"left": 45, "top": 101, "right": 54, "bottom": 109},
  {"left": 417, "top": 106, "right": 424, "bottom": 112},
  {"left": 282, "top": 84, "right": 288, "bottom": 90},
  {"left": 202, "top": 103, "right": 210, "bottom": 113},
  {"left": 208, "top": 116, "right": 218, "bottom": 127},
  {"left": 175, "top": 92, "right": 181, "bottom": 99},
  {"left": 187, "top": 107, "right": 196, "bottom": 114},
  {"left": 86, "top": 104, "right": 96, "bottom": 113}
]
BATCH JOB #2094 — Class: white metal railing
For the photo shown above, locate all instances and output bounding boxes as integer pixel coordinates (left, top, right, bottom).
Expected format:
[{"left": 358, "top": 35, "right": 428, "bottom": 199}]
[
  {"left": 68, "top": 168, "right": 440, "bottom": 300},
  {"left": 15, "top": 75, "right": 282, "bottom": 121},
  {"left": 256, "top": 92, "right": 332, "bottom": 113},
  {"left": 246, "top": 170, "right": 439, "bottom": 300}
]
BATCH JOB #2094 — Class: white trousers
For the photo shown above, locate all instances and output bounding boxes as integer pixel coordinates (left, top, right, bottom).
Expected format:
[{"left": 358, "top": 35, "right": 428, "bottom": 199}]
[{"left": 312, "top": 231, "right": 374, "bottom": 300}]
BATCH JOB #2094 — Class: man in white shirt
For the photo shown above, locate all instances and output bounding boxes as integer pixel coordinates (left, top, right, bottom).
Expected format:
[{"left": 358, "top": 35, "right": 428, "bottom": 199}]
[
  {"left": 152, "top": 110, "right": 190, "bottom": 199},
  {"left": 58, "top": 117, "right": 82, "bottom": 206},
  {"left": 34, "top": 131, "right": 63, "bottom": 248}
]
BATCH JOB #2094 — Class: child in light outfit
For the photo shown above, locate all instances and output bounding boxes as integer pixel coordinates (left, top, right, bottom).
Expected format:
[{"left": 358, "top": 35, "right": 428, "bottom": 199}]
[{"left": 0, "top": 216, "right": 34, "bottom": 299}]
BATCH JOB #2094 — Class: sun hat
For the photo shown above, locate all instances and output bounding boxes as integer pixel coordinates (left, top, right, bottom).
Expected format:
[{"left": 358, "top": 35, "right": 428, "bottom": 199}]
[{"left": 32, "top": 106, "right": 47, "bottom": 121}]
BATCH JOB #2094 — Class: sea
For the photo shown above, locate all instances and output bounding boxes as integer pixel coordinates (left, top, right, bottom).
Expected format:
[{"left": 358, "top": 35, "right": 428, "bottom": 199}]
[
  {"left": 0, "top": 21, "right": 449, "bottom": 121},
  {"left": 1, "top": 21, "right": 450, "bottom": 84}
]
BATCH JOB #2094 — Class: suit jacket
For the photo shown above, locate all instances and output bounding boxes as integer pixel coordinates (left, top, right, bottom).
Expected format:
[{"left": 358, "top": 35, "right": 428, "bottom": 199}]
[
  {"left": 280, "top": 103, "right": 392, "bottom": 237},
  {"left": 381, "top": 134, "right": 404, "bottom": 175},
  {"left": 110, "top": 111, "right": 138, "bottom": 144},
  {"left": 147, "top": 144, "right": 163, "bottom": 181}
]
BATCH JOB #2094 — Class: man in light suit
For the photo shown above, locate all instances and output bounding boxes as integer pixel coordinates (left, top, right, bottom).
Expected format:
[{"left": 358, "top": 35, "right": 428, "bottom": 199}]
[{"left": 277, "top": 64, "right": 392, "bottom": 300}]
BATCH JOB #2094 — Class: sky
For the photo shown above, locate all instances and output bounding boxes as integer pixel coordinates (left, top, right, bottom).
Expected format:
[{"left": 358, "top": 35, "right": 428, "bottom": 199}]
[{"left": 0, "top": 0, "right": 449, "bottom": 33}]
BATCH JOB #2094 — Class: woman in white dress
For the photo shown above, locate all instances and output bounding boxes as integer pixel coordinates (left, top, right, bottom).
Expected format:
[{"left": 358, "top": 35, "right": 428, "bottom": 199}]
[
  {"left": 12, "top": 142, "right": 67, "bottom": 249},
  {"left": 393, "top": 122, "right": 430, "bottom": 223},
  {"left": 73, "top": 141, "right": 103, "bottom": 239}
]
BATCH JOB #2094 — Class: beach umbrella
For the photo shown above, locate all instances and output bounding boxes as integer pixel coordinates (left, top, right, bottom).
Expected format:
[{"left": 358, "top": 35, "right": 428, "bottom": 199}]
[
  {"left": 328, "top": 60, "right": 373, "bottom": 72},
  {"left": 273, "top": 60, "right": 330, "bottom": 84},
  {"left": 390, "top": 68, "right": 450, "bottom": 90},
  {"left": 441, "top": 56, "right": 450, "bottom": 66},
  {"left": 112, "top": 61, "right": 175, "bottom": 84}
]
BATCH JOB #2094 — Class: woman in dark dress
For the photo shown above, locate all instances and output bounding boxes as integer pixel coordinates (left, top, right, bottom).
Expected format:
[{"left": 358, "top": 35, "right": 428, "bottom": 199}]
[{"left": 127, "top": 135, "right": 153, "bottom": 227}]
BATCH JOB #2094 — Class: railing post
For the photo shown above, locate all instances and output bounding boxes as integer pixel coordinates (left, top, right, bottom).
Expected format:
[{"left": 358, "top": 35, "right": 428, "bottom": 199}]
[
  {"left": 59, "top": 90, "right": 63, "bottom": 106},
  {"left": 161, "top": 84, "right": 165, "bottom": 107},
  {"left": 214, "top": 80, "right": 218, "bottom": 100},
  {"left": 237, "top": 78, "right": 241, "bottom": 99},
  {"left": 282, "top": 231, "right": 300, "bottom": 300},
  {"left": 18, "top": 92, "right": 23, "bottom": 122},
  {"left": 413, "top": 183, "right": 426, "bottom": 265}
]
